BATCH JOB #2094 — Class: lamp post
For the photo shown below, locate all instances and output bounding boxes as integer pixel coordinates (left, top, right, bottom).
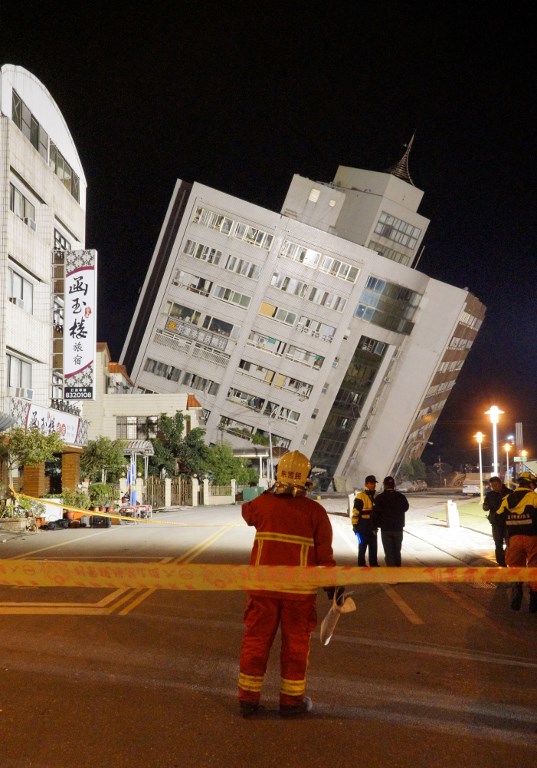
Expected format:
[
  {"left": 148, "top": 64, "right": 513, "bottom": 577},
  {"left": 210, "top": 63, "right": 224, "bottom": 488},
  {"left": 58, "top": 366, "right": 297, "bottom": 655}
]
[
  {"left": 266, "top": 406, "right": 278, "bottom": 486},
  {"left": 503, "top": 443, "right": 511, "bottom": 485},
  {"left": 485, "top": 405, "right": 504, "bottom": 477},
  {"left": 520, "top": 449, "right": 528, "bottom": 479},
  {"left": 475, "top": 431, "right": 484, "bottom": 504}
]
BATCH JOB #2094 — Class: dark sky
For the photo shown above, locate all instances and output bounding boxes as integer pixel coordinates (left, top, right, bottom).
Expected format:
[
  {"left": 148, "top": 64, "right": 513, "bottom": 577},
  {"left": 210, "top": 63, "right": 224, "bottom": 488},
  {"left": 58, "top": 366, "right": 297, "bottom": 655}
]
[{"left": 3, "top": 1, "right": 536, "bottom": 468}]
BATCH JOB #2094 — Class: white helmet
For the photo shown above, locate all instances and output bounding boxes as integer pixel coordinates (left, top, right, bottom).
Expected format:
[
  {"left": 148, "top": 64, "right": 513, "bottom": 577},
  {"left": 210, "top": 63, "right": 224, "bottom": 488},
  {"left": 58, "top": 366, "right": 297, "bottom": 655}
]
[{"left": 273, "top": 451, "right": 311, "bottom": 496}]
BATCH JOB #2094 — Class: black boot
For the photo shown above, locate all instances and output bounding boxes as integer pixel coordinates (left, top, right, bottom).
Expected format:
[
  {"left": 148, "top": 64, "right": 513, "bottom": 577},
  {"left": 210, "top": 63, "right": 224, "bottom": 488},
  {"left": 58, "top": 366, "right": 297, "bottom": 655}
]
[
  {"left": 529, "top": 591, "right": 537, "bottom": 614},
  {"left": 511, "top": 583, "right": 523, "bottom": 611}
]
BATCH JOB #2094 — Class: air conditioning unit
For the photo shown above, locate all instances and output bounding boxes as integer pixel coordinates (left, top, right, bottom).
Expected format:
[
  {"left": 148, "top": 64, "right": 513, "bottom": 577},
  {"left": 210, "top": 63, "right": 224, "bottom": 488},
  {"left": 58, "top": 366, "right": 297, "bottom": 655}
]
[
  {"left": 23, "top": 217, "right": 37, "bottom": 231},
  {"left": 9, "top": 296, "right": 25, "bottom": 309}
]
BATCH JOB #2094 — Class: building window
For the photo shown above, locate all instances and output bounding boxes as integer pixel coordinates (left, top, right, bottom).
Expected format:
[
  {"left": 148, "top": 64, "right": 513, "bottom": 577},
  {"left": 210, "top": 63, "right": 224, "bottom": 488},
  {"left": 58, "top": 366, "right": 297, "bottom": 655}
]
[
  {"left": 49, "top": 142, "right": 80, "bottom": 203},
  {"left": 183, "top": 239, "right": 222, "bottom": 265},
  {"left": 318, "top": 257, "right": 359, "bottom": 283},
  {"left": 374, "top": 212, "right": 421, "bottom": 250},
  {"left": 144, "top": 357, "right": 181, "bottom": 381},
  {"left": 367, "top": 240, "right": 411, "bottom": 266},
  {"left": 233, "top": 223, "right": 274, "bottom": 250},
  {"left": 258, "top": 302, "right": 297, "bottom": 326},
  {"left": 225, "top": 254, "right": 261, "bottom": 279},
  {"left": 213, "top": 284, "right": 251, "bottom": 308},
  {"left": 280, "top": 241, "right": 321, "bottom": 268},
  {"left": 355, "top": 277, "right": 421, "bottom": 335},
  {"left": 9, "top": 183, "right": 36, "bottom": 228},
  {"left": 7, "top": 353, "right": 32, "bottom": 389},
  {"left": 271, "top": 273, "right": 309, "bottom": 298},
  {"left": 182, "top": 372, "right": 219, "bottom": 395},
  {"left": 8, "top": 266, "right": 34, "bottom": 313},
  {"left": 193, "top": 207, "right": 234, "bottom": 234},
  {"left": 54, "top": 229, "right": 72, "bottom": 250},
  {"left": 12, "top": 89, "right": 48, "bottom": 162},
  {"left": 116, "top": 416, "right": 159, "bottom": 440}
]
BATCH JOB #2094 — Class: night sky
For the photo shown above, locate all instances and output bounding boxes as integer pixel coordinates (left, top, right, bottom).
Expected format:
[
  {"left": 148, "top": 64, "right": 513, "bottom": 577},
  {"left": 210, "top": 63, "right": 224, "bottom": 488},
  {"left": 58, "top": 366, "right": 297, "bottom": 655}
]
[{"left": 3, "top": 2, "right": 536, "bottom": 469}]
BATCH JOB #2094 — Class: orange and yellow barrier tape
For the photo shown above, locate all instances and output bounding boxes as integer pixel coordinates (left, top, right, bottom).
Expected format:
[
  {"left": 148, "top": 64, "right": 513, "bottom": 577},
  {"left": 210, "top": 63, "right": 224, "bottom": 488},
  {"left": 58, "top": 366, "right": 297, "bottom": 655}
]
[
  {"left": 10, "top": 490, "right": 172, "bottom": 525},
  {"left": 0, "top": 562, "right": 536, "bottom": 590}
]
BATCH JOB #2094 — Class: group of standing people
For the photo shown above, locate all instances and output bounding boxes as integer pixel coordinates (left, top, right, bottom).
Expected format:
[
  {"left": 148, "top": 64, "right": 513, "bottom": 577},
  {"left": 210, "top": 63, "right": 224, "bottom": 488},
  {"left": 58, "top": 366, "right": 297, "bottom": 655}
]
[
  {"left": 483, "top": 471, "right": 537, "bottom": 613},
  {"left": 352, "top": 475, "right": 409, "bottom": 567}
]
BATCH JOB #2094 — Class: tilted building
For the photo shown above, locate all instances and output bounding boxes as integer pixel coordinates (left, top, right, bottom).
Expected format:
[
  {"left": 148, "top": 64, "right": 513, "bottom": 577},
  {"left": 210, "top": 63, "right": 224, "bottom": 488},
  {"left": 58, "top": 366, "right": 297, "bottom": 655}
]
[{"left": 121, "top": 144, "right": 486, "bottom": 489}]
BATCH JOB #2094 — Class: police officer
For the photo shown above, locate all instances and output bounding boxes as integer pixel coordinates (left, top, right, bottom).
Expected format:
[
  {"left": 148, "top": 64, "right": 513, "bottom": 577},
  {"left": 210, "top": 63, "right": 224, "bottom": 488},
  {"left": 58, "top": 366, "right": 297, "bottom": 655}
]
[
  {"left": 482, "top": 476, "right": 510, "bottom": 566},
  {"left": 352, "top": 475, "right": 379, "bottom": 566}
]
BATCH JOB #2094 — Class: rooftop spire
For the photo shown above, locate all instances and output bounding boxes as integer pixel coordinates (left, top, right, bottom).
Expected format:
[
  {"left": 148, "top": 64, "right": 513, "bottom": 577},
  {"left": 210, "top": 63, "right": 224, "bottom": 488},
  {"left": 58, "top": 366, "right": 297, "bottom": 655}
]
[{"left": 386, "top": 133, "right": 415, "bottom": 185}]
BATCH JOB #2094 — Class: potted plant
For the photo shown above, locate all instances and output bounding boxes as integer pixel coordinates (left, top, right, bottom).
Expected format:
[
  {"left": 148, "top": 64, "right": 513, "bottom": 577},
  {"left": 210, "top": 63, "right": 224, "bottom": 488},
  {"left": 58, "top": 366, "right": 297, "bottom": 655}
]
[
  {"left": 61, "top": 488, "right": 91, "bottom": 521},
  {"left": 88, "top": 483, "right": 116, "bottom": 509},
  {"left": 0, "top": 493, "right": 46, "bottom": 531}
]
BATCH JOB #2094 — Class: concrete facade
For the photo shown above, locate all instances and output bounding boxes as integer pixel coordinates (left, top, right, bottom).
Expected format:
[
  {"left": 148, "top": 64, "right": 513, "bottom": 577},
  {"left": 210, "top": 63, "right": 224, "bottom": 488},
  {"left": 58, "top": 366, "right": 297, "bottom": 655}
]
[
  {"left": 83, "top": 342, "right": 203, "bottom": 442},
  {"left": 120, "top": 155, "right": 485, "bottom": 490},
  {"left": 0, "top": 64, "right": 90, "bottom": 492}
]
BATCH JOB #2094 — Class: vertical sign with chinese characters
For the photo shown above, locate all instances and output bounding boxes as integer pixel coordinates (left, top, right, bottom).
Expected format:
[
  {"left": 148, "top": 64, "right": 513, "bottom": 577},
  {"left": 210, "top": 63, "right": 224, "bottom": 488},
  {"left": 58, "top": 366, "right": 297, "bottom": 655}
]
[{"left": 63, "top": 249, "right": 97, "bottom": 400}]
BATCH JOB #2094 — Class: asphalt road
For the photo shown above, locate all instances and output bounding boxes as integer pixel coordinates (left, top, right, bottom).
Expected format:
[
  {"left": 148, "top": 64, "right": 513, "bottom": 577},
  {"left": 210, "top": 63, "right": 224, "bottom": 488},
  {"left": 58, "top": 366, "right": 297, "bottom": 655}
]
[{"left": 0, "top": 496, "right": 536, "bottom": 768}]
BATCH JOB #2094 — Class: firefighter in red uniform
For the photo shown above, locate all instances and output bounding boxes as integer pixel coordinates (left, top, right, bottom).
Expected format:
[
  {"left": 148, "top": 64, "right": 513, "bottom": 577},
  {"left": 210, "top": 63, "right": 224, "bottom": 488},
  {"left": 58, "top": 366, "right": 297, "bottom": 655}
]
[{"left": 238, "top": 451, "right": 337, "bottom": 718}]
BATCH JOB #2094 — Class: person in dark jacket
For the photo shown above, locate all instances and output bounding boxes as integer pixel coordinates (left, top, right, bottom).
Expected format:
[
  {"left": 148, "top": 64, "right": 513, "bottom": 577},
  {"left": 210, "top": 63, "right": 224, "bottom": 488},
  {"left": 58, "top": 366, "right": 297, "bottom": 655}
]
[
  {"left": 497, "top": 471, "right": 537, "bottom": 612},
  {"left": 351, "top": 475, "right": 379, "bottom": 566},
  {"left": 372, "top": 476, "right": 409, "bottom": 567},
  {"left": 482, "top": 476, "right": 510, "bottom": 566}
]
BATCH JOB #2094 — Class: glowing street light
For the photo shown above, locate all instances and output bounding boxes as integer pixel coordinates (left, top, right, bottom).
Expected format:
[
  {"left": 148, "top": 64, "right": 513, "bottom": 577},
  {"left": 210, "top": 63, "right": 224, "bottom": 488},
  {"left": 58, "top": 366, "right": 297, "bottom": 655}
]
[
  {"left": 485, "top": 405, "right": 504, "bottom": 477},
  {"left": 475, "top": 431, "right": 484, "bottom": 503},
  {"left": 520, "top": 449, "right": 528, "bottom": 478},
  {"left": 504, "top": 442, "right": 511, "bottom": 485}
]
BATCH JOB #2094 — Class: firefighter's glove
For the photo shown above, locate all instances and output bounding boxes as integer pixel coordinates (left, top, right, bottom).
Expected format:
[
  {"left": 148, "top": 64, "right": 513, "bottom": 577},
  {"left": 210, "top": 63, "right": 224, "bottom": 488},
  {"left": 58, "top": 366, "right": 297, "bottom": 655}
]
[
  {"left": 324, "top": 586, "right": 345, "bottom": 603},
  {"left": 352, "top": 525, "right": 359, "bottom": 534}
]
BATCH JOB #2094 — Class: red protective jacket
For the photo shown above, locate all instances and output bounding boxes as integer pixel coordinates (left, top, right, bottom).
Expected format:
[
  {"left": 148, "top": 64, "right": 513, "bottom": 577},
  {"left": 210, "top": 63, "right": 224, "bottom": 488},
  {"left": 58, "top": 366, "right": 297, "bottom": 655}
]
[{"left": 242, "top": 490, "right": 336, "bottom": 599}]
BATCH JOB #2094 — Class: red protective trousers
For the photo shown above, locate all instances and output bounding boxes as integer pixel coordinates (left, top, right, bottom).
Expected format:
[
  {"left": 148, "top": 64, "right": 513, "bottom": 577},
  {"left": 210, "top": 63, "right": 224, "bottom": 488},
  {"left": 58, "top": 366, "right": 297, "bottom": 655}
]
[
  {"left": 506, "top": 534, "right": 537, "bottom": 591},
  {"left": 238, "top": 595, "right": 317, "bottom": 706}
]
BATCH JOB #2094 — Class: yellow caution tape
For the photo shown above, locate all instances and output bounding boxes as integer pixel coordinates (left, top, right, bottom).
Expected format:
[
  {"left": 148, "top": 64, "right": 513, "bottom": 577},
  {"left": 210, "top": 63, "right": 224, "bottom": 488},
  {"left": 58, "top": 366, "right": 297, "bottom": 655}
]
[
  {"left": 0, "top": 562, "right": 536, "bottom": 590},
  {"left": 10, "top": 489, "right": 174, "bottom": 525}
]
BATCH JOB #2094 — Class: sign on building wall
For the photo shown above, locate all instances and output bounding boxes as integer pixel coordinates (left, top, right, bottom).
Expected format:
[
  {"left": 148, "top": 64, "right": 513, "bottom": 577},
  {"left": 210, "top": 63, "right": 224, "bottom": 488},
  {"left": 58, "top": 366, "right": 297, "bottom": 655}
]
[
  {"left": 9, "top": 398, "right": 89, "bottom": 448},
  {"left": 63, "top": 249, "right": 97, "bottom": 400}
]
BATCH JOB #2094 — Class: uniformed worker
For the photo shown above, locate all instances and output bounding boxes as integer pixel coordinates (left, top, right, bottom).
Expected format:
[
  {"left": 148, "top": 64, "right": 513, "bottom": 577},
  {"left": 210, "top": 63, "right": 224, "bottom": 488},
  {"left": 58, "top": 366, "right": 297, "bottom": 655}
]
[
  {"left": 352, "top": 475, "right": 379, "bottom": 566},
  {"left": 498, "top": 471, "right": 537, "bottom": 612},
  {"left": 238, "top": 451, "right": 337, "bottom": 718}
]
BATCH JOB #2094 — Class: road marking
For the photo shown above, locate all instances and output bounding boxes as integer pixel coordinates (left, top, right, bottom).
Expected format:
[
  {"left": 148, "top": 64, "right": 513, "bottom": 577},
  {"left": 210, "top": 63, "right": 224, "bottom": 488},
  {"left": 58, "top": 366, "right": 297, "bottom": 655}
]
[
  {"left": 381, "top": 584, "right": 424, "bottom": 624},
  {"left": 0, "top": 526, "right": 235, "bottom": 616},
  {"left": 117, "top": 526, "right": 234, "bottom": 615}
]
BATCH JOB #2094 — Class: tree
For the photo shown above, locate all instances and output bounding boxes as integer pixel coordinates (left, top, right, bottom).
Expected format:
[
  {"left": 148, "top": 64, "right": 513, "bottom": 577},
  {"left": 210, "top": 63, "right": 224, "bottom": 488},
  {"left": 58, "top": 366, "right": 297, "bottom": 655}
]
[
  {"left": 149, "top": 412, "right": 186, "bottom": 477},
  {"left": 177, "top": 428, "right": 210, "bottom": 476},
  {"left": 204, "top": 442, "right": 257, "bottom": 485},
  {"left": 399, "top": 458, "right": 427, "bottom": 482},
  {"left": 0, "top": 427, "right": 64, "bottom": 484},
  {"left": 149, "top": 413, "right": 210, "bottom": 477},
  {"left": 80, "top": 436, "right": 127, "bottom": 483}
]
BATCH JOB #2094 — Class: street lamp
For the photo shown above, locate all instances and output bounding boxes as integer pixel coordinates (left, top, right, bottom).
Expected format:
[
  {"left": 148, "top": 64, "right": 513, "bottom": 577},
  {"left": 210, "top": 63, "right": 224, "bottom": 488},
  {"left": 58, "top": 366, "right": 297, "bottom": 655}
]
[
  {"left": 503, "top": 443, "right": 511, "bottom": 485},
  {"left": 475, "top": 431, "right": 484, "bottom": 503},
  {"left": 520, "top": 449, "right": 528, "bottom": 478},
  {"left": 485, "top": 405, "right": 504, "bottom": 477},
  {"left": 266, "top": 405, "right": 278, "bottom": 486}
]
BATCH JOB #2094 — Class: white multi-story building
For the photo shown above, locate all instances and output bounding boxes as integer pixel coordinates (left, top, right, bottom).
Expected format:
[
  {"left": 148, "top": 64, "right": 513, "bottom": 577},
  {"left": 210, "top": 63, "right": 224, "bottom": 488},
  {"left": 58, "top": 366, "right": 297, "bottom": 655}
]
[
  {"left": 0, "top": 64, "right": 89, "bottom": 494},
  {"left": 121, "top": 146, "right": 486, "bottom": 490},
  {"left": 84, "top": 342, "right": 203, "bottom": 443}
]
